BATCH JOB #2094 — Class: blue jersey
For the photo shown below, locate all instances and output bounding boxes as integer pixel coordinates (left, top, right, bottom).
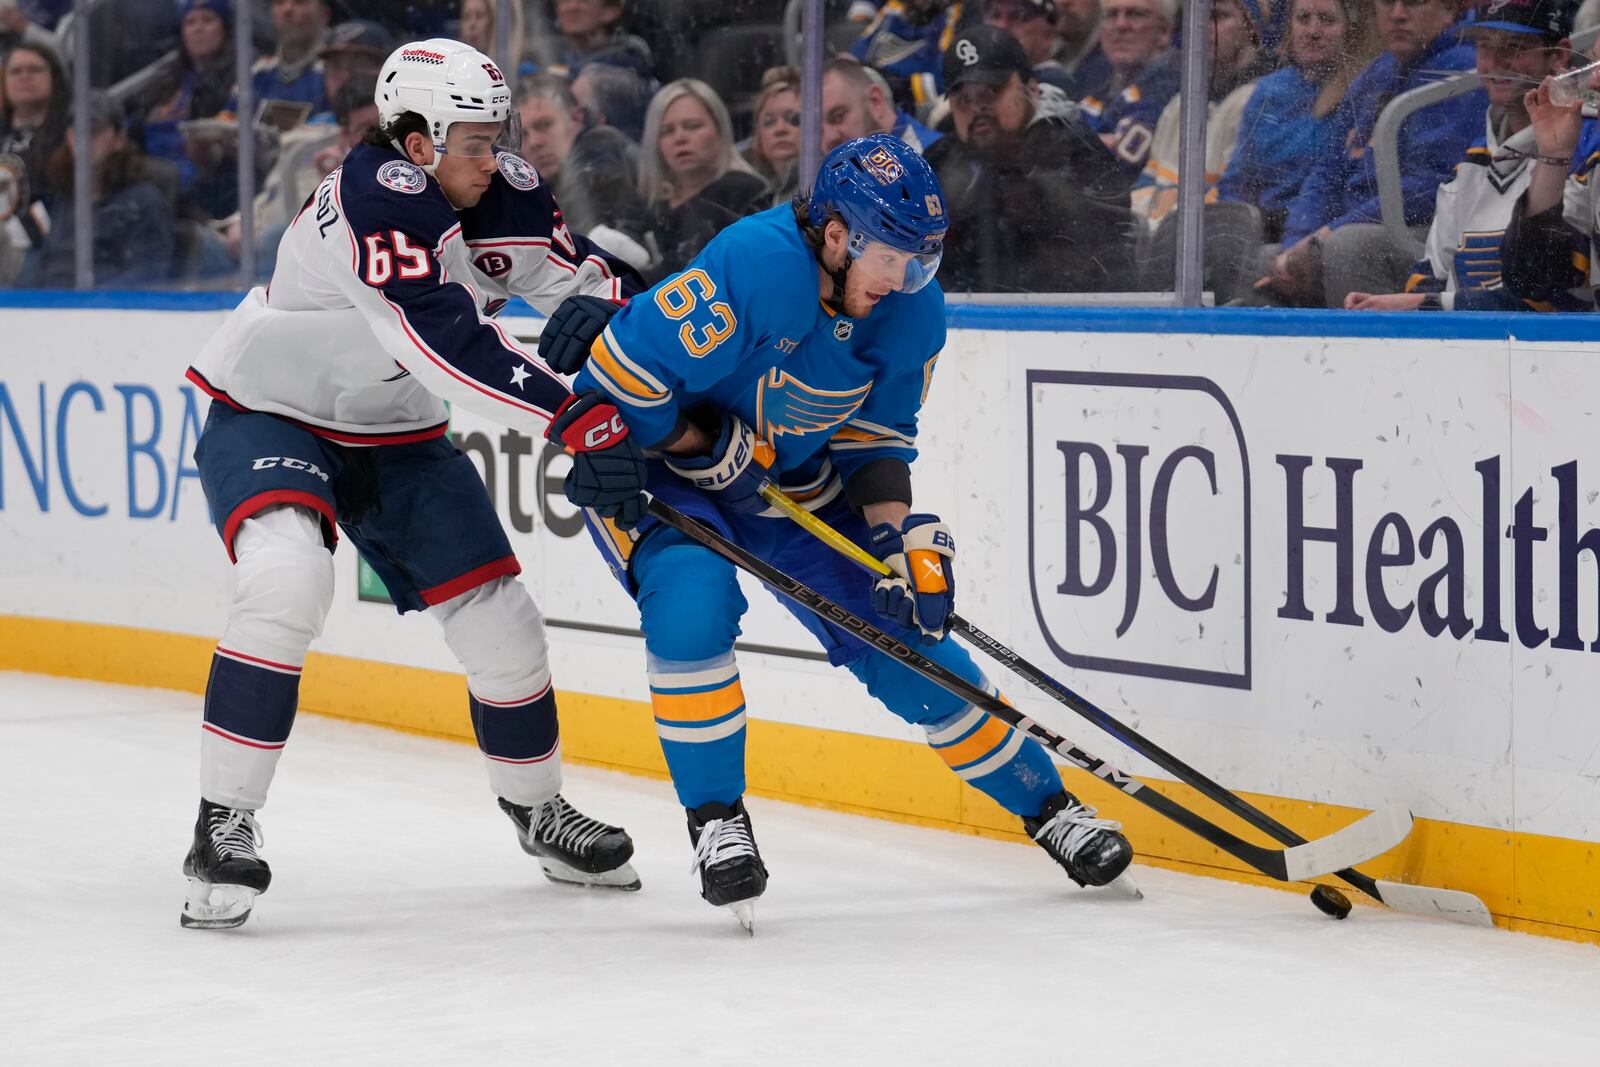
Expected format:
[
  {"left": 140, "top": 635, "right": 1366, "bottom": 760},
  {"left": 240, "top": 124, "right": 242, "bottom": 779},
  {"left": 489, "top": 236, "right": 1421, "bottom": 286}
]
[
  {"left": 1079, "top": 56, "right": 1182, "bottom": 173},
  {"left": 849, "top": 1, "right": 975, "bottom": 111},
  {"left": 575, "top": 204, "right": 946, "bottom": 503}
]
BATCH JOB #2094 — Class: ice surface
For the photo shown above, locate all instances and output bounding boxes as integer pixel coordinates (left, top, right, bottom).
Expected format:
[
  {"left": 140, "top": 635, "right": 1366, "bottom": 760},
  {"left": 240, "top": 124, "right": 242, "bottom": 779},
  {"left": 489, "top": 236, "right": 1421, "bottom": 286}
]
[{"left": 2, "top": 673, "right": 1596, "bottom": 1065}]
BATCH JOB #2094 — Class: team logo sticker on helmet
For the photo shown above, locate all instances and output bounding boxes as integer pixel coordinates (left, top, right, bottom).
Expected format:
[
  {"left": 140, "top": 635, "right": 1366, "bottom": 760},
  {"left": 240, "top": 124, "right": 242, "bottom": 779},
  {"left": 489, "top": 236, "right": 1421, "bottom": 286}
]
[
  {"left": 862, "top": 145, "right": 905, "bottom": 185},
  {"left": 377, "top": 159, "right": 427, "bottom": 194},
  {"left": 496, "top": 151, "right": 539, "bottom": 190}
]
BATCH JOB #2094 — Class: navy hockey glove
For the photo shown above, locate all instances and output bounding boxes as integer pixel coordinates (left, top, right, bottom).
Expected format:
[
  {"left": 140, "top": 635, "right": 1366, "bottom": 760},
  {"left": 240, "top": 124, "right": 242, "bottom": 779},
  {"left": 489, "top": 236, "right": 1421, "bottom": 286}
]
[
  {"left": 546, "top": 392, "right": 648, "bottom": 530},
  {"left": 664, "top": 411, "right": 776, "bottom": 514},
  {"left": 869, "top": 514, "right": 956, "bottom": 643},
  {"left": 538, "top": 294, "right": 622, "bottom": 375}
]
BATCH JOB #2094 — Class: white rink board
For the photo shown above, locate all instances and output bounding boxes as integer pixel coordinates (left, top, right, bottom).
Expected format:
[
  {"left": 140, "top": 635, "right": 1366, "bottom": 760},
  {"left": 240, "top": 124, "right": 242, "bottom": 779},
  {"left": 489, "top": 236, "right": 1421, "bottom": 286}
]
[{"left": 2, "top": 307, "right": 1599, "bottom": 844}]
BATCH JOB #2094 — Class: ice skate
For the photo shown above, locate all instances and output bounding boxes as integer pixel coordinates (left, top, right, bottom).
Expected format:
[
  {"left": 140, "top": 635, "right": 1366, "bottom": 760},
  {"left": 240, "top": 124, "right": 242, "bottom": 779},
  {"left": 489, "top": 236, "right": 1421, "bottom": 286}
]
[
  {"left": 687, "top": 799, "right": 768, "bottom": 935},
  {"left": 498, "top": 795, "right": 641, "bottom": 891},
  {"left": 180, "top": 799, "right": 271, "bottom": 929},
  {"left": 1024, "top": 790, "right": 1135, "bottom": 889}
]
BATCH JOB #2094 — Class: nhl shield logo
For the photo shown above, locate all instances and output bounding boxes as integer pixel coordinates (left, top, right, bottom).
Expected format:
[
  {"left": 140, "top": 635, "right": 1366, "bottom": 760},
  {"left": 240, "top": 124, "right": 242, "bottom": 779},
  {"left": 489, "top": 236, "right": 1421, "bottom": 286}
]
[
  {"left": 377, "top": 159, "right": 426, "bottom": 195},
  {"left": 496, "top": 151, "right": 540, "bottom": 191},
  {"left": 833, "top": 318, "right": 854, "bottom": 341}
]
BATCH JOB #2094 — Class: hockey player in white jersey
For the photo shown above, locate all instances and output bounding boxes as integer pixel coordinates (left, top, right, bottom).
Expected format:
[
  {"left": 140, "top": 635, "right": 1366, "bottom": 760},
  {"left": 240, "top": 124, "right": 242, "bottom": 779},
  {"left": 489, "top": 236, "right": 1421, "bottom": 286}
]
[{"left": 180, "top": 39, "right": 651, "bottom": 928}]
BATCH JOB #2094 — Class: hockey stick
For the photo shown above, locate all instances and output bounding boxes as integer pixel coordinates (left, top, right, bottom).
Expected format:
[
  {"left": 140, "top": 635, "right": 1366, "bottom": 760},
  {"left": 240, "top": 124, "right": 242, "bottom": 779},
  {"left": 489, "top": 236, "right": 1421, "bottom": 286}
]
[
  {"left": 648, "top": 497, "right": 1411, "bottom": 884},
  {"left": 758, "top": 485, "right": 1495, "bottom": 927}
]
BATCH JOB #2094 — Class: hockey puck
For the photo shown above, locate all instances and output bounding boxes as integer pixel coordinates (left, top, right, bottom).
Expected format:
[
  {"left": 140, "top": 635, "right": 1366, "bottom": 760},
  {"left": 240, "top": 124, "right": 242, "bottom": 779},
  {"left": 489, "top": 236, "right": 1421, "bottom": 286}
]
[{"left": 1310, "top": 884, "right": 1353, "bottom": 919}]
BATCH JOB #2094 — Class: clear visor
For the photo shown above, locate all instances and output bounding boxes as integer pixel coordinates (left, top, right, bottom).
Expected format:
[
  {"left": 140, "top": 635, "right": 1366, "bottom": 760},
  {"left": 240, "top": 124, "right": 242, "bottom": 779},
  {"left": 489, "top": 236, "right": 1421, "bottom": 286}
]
[
  {"left": 441, "top": 111, "right": 522, "bottom": 157},
  {"left": 848, "top": 235, "right": 943, "bottom": 294}
]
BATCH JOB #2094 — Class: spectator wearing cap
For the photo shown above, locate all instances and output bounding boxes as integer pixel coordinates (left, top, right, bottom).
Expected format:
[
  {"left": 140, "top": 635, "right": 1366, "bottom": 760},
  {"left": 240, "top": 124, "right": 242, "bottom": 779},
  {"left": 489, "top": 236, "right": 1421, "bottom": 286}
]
[
  {"left": 24, "top": 92, "right": 174, "bottom": 286},
  {"left": 1216, "top": 0, "right": 1380, "bottom": 246},
  {"left": 319, "top": 20, "right": 393, "bottom": 116},
  {"left": 514, "top": 71, "right": 649, "bottom": 268},
  {"left": 849, "top": 0, "right": 982, "bottom": 117},
  {"left": 233, "top": 0, "right": 332, "bottom": 116},
  {"left": 982, "top": 0, "right": 1076, "bottom": 94},
  {"left": 1260, "top": 0, "right": 1484, "bottom": 306},
  {"left": 820, "top": 56, "right": 943, "bottom": 156},
  {"left": 1058, "top": 0, "right": 1114, "bottom": 99},
  {"left": 143, "top": 1, "right": 238, "bottom": 192},
  {"left": 551, "top": 0, "right": 654, "bottom": 82},
  {"left": 1079, "top": 0, "right": 1180, "bottom": 174},
  {"left": 925, "top": 24, "right": 1135, "bottom": 291},
  {"left": 1352, "top": 0, "right": 1588, "bottom": 310}
]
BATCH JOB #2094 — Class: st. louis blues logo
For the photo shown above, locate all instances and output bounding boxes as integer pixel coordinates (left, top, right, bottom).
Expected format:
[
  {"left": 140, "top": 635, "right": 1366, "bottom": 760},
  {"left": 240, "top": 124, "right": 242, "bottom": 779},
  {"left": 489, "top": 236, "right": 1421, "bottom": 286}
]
[
  {"left": 377, "top": 159, "right": 426, "bottom": 194},
  {"left": 755, "top": 368, "right": 872, "bottom": 438},
  {"left": 496, "top": 151, "right": 539, "bottom": 190}
]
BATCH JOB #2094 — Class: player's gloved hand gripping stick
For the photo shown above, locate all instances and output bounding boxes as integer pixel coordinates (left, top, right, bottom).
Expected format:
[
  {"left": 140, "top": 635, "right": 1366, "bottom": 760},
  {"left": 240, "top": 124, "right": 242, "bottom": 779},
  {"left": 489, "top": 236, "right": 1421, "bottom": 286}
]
[
  {"left": 757, "top": 483, "right": 1494, "bottom": 927},
  {"left": 869, "top": 514, "right": 956, "bottom": 644},
  {"left": 645, "top": 495, "right": 1414, "bottom": 888},
  {"left": 546, "top": 392, "right": 648, "bottom": 530}
]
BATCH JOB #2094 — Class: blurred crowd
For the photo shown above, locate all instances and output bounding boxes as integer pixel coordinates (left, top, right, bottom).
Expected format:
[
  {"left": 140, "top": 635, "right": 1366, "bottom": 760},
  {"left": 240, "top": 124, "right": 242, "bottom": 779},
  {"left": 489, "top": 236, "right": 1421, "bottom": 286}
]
[{"left": 3, "top": 0, "right": 1599, "bottom": 311}]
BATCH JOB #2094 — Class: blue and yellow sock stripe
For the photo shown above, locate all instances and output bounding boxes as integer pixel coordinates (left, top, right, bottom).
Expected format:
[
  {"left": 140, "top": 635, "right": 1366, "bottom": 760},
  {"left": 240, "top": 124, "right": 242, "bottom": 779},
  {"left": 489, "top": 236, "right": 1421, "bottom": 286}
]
[
  {"left": 924, "top": 703, "right": 1026, "bottom": 782},
  {"left": 648, "top": 654, "right": 747, "bottom": 744}
]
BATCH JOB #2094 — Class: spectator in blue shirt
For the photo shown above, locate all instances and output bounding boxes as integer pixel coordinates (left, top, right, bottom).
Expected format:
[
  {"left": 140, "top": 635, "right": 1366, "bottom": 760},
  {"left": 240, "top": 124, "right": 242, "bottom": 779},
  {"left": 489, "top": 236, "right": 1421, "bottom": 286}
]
[
  {"left": 982, "top": 0, "right": 1076, "bottom": 94},
  {"left": 1215, "top": 0, "right": 1379, "bottom": 242},
  {"left": 850, "top": 0, "right": 980, "bottom": 114},
  {"left": 1057, "top": 0, "right": 1113, "bottom": 99},
  {"left": 1258, "top": 0, "right": 1485, "bottom": 306},
  {"left": 820, "top": 56, "right": 943, "bottom": 157},
  {"left": 236, "top": 0, "right": 331, "bottom": 117}
]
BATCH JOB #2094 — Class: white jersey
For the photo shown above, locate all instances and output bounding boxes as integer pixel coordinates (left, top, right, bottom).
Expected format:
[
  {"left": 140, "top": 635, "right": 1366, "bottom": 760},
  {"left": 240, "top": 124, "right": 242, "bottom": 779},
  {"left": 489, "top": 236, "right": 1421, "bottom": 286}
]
[{"left": 188, "top": 143, "right": 636, "bottom": 446}]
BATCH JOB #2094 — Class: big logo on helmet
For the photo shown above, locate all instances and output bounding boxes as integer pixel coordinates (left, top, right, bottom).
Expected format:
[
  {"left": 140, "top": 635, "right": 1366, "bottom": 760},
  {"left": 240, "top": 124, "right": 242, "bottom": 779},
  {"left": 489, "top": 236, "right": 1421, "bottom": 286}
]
[{"left": 863, "top": 146, "right": 904, "bottom": 185}]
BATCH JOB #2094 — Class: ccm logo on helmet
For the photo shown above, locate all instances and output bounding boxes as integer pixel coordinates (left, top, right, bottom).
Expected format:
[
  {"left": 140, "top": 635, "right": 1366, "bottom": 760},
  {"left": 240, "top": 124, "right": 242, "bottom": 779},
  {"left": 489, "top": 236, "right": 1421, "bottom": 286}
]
[{"left": 583, "top": 414, "right": 626, "bottom": 450}]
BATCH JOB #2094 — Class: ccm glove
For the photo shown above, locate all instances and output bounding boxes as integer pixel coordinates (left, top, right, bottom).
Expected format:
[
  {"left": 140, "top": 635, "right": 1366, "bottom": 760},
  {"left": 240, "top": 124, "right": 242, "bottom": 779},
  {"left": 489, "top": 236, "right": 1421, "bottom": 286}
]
[
  {"left": 663, "top": 411, "right": 776, "bottom": 514},
  {"left": 537, "top": 294, "right": 622, "bottom": 375},
  {"left": 546, "top": 392, "right": 648, "bottom": 530},
  {"left": 869, "top": 513, "right": 956, "bottom": 643}
]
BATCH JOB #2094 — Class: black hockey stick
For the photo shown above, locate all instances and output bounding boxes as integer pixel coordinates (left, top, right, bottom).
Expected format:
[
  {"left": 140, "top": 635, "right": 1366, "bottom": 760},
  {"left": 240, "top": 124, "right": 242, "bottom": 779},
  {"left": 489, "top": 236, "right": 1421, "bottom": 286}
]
[
  {"left": 648, "top": 497, "right": 1411, "bottom": 885},
  {"left": 760, "top": 486, "right": 1495, "bottom": 927}
]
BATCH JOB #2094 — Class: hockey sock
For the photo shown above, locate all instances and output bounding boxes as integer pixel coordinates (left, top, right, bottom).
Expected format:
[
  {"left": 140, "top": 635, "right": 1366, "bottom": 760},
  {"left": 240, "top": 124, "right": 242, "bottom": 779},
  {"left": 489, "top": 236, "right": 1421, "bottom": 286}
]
[
  {"left": 468, "top": 684, "right": 561, "bottom": 806},
  {"left": 201, "top": 649, "right": 301, "bottom": 809},
  {"left": 923, "top": 701, "right": 1063, "bottom": 817},
  {"left": 648, "top": 651, "right": 749, "bottom": 810}
]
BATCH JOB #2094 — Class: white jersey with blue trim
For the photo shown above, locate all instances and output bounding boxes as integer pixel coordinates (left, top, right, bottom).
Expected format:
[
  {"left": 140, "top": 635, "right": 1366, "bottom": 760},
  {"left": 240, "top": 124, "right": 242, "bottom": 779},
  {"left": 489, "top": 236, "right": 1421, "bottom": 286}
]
[{"left": 188, "top": 142, "right": 640, "bottom": 446}]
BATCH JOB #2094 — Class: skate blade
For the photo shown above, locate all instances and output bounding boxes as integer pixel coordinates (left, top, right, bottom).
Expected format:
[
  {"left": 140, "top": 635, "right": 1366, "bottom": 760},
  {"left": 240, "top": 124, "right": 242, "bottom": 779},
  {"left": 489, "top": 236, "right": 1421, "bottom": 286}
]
[
  {"left": 538, "top": 857, "right": 642, "bottom": 892},
  {"left": 729, "top": 900, "right": 755, "bottom": 936},
  {"left": 180, "top": 878, "right": 259, "bottom": 929},
  {"left": 1107, "top": 871, "right": 1143, "bottom": 900}
]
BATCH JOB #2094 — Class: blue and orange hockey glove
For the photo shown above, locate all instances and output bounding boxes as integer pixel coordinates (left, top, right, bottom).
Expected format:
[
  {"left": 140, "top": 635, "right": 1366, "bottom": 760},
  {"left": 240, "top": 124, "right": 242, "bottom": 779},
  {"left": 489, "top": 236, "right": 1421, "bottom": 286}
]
[
  {"left": 869, "top": 513, "right": 955, "bottom": 643},
  {"left": 664, "top": 411, "right": 776, "bottom": 515}
]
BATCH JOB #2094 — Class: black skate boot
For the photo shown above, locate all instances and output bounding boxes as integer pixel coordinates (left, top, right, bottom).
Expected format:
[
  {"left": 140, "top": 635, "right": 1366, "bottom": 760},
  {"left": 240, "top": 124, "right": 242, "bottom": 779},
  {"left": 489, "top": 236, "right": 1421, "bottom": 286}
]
[
  {"left": 687, "top": 799, "right": 768, "bottom": 934},
  {"left": 498, "top": 794, "right": 641, "bottom": 891},
  {"left": 1023, "top": 790, "right": 1135, "bottom": 890},
  {"left": 180, "top": 799, "right": 271, "bottom": 929}
]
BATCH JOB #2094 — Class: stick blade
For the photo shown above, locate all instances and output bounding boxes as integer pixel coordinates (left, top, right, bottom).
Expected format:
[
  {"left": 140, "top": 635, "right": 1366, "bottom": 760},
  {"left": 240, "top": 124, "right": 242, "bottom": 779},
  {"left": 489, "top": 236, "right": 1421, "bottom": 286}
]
[
  {"left": 1371, "top": 879, "right": 1495, "bottom": 927},
  {"left": 1282, "top": 805, "right": 1413, "bottom": 882}
]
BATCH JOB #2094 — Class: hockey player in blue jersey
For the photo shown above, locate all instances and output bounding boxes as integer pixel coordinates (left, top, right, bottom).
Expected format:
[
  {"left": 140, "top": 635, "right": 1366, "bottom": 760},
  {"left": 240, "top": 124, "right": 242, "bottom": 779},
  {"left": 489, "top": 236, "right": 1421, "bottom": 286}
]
[
  {"left": 179, "top": 39, "right": 651, "bottom": 928},
  {"left": 544, "top": 135, "right": 1134, "bottom": 927}
]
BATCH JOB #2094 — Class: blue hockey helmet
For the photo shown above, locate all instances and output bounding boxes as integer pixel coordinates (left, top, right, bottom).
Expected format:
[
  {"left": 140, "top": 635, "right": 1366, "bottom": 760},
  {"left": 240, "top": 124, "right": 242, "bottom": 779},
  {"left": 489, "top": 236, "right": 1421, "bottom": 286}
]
[{"left": 807, "top": 134, "right": 946, "bottom": 293}]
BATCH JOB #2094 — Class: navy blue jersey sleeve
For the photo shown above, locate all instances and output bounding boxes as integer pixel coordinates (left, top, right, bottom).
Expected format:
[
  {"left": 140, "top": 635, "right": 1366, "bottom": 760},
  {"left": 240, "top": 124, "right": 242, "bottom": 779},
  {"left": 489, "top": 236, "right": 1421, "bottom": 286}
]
[
  {"left": 330, "top": 150, "right": 573, "bottom": 433},
  {"left": 458, "top": 152, "right": 645, "bottom": 308}
]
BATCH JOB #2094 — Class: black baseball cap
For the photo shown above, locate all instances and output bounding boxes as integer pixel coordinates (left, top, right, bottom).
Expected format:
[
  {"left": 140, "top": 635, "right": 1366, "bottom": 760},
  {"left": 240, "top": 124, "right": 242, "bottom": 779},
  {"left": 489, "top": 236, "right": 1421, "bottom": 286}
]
[
  {"left": 943, "top": 26, "right": 1032, "bottom": 93},
  {"left": 1462, "top": 0, "right": 1576, "bottom": 42}
]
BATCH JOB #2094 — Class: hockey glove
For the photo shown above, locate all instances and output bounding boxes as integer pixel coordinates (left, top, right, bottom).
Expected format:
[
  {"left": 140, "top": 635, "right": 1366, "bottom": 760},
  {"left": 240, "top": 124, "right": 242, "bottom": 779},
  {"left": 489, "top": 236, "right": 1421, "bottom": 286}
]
[
  {"left": 663, "top": 411, "right": 776, "bottom": 514},
  {"left": 546, "top": 392, "right": 648, "bottom": 530},
  {"left": 538, "top": 294, "right": 622, "bottom": 375},
  {"left": 869, "top": 514, "right": 956, "bottom": 643}
]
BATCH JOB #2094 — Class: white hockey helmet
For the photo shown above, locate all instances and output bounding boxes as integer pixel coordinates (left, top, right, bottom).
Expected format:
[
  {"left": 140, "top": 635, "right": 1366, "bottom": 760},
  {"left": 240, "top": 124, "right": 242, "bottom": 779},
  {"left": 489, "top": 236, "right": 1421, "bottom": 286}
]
[{"left": 375, "top": 38, "right": 519, "bottom": 170}]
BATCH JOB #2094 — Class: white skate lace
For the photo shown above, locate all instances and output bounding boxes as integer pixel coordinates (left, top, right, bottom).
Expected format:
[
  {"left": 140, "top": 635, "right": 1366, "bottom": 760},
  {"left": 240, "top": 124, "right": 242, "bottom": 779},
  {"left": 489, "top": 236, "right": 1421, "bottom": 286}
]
[
  {"left": 689, "top": 816, "right": 755, "bottom": 875},
  {"left": 208, "top": 808, "right": 264, "bottom": 860},
  {"left": 1033, "top": 801, "right": 1121, "bottom": 861},
  {"left": 530, "top": 795, "right": 613, "bottom": 857}
]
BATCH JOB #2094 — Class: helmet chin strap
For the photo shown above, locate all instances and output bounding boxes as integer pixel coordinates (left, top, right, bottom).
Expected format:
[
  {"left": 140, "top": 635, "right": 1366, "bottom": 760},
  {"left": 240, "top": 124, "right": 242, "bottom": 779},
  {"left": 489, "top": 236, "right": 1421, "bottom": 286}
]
[{"left": 823, "top": 258, "right": 853, "bottom": 315}]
